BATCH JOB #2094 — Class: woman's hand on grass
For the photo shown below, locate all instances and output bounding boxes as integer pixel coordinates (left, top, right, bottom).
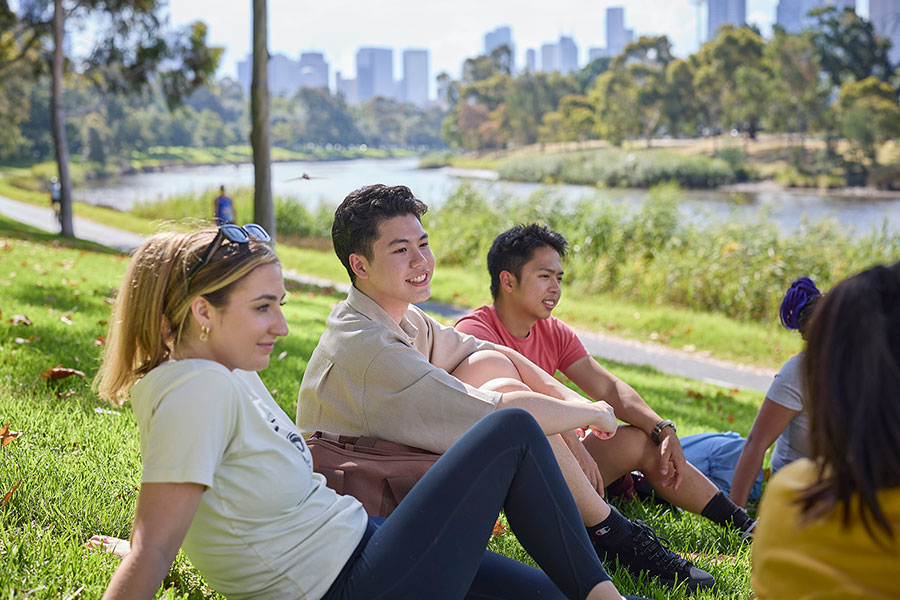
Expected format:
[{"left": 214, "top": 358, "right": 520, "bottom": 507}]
[{"left": 84, "top": 535, "right": 131, "bottom": 558}]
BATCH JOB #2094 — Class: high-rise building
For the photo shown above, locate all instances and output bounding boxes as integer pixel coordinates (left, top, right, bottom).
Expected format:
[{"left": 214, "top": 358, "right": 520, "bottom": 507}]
[
  {"left": 540, "top": 42, "right": 559, "bottom": 72},
  {"left": 558, "top": 36, "right": 579, "bottom": 74},
  {"left": 776, "top": 0, "right": 855, "bottom": 33},
  {"left": 237, "top": 56, "right": 251, "bottom": 96},
  {"left": 356, "top": 47, "right": 394, "bottom": 103},
  {"left": 708, "top": 0, "right": 747, "bottom": 40},
  {"left": 402, "top": 48, "right": 430, "bottom": 106},
  {"left": 269, "top": 53, "right": 301, "bottom": 97},
  {"left": 335, "top": 70, "right": 358, "bottom": 105},
  {"left": 869, "top": 0, "right": 900, "bottom": 64},
  {"left": 484, "top": 25, "right": 516, "bottom": 73},
  {"left": 606, "top": 7, "right": 627, "bottom": 56},
  {"left": 298, "top": 52, "right": 329, "bottom": 90},
  {"left": 588, "top": 47, "right": 609, "bottom": 62},
  {"left": 525, "top": 48, "right": 536, "bottom": 73},
  {"left": 236, "top": 53, "right": 302, "bottom": 97}
]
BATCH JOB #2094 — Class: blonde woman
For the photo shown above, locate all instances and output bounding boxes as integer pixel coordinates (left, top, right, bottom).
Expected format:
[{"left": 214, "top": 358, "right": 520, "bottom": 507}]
[{"left": 94, "top": 225, "right": 644, "bottom": 600}]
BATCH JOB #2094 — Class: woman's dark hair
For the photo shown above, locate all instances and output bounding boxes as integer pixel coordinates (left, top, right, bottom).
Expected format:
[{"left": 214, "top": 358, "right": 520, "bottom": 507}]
[
  {"left": 799, "top": 262, "right": 900, "bottom": 541},
  {"left": 332, "top": 184, "right": 427, "bottom": 282},
  {"left": 780, "top": 277, "right": 822, "bottom": 338},
  {"left": 487, "top": 224, "right": 568, "bottom": 299}
]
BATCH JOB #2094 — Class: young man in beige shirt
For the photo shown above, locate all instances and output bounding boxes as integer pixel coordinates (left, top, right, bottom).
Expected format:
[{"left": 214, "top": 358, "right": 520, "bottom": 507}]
[{"left": 298, "top": 184, "right": 715, "bottom": 591}]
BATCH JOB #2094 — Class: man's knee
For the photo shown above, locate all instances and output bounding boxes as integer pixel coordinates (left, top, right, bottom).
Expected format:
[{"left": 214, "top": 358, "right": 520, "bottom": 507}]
[
  {"left": 481, "top": 376, "right": 531, "bottom": 394},
  {"left": 451, "top": 349, "right": 521, "bottom": 388}
]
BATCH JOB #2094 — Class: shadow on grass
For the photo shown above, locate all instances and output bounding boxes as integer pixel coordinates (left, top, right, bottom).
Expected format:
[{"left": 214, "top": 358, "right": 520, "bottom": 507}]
[{"left": 0, "top": 214, "right": 122, "bottom": 255}]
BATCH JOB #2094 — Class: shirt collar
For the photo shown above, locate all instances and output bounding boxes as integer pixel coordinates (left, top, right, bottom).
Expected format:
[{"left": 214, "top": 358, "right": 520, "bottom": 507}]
[{"left": 346, "top": 285, "right": 420, "bottom": 341}]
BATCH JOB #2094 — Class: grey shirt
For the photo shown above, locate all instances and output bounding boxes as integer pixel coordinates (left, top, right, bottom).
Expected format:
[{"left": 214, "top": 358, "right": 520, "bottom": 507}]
[
  {"left": 297, "top": 286, "right": 502, "bottom": 454},
  {"left": 767, "top": 352, "right": 810, "bottom": 472}
]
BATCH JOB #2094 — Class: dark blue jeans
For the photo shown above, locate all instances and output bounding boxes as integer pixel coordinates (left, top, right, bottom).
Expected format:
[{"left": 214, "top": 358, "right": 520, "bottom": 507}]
[{"left": 322, "top": 409, "right": 644, "bottom": 600}]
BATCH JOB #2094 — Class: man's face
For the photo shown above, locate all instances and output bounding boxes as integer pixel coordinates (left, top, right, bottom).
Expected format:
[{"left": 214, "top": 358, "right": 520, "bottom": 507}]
[
  {"left": 352, "top": 214, "right": 435, "bottom": 320},
  {"left": 506, "top": 246, "right": 563, "bottom": 321}
]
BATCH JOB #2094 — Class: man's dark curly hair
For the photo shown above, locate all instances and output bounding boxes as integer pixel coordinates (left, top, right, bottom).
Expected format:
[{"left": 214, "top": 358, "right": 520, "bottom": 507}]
[
  {"left": 487, "top": 224, "right": 568, "bottom": 299},
  {"left": 332, "top": 184, "right": 428, "bottom": 282}
]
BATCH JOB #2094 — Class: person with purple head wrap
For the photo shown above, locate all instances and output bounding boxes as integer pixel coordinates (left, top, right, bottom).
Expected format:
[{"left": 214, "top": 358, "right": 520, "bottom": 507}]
[{"left": 728, "top": 277, "right": 823, "bottom": 508}]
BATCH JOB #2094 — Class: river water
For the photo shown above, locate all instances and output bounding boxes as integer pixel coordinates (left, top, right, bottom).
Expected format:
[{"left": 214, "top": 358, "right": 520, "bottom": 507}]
[{"left": 74, "top": 156, "right": 900, "bottom": 236}]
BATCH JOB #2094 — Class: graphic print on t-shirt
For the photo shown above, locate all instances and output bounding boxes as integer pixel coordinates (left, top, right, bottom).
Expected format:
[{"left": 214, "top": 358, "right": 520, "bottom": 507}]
[{"left": 266, "top": 412, "right": 312, "bottom": 467}]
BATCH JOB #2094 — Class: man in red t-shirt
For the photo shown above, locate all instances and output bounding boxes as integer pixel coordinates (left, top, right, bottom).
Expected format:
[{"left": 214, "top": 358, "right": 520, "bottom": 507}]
[{"left": 456, "top": 224, "right": 755, "bottom": 537}]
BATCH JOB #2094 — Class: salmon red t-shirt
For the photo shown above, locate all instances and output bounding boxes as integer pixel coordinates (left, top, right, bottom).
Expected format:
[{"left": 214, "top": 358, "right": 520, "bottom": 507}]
[{"left": 455, "top": 305, "right": 589, "bottom": 376}]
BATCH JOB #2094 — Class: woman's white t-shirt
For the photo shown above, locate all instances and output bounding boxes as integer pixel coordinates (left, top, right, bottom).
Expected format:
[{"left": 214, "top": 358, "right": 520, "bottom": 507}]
[
  {"left": 131, "top": 359, "right": 368, "bottom": 599},
  {"left": 767, "top": 353, "right": 810, "bottom": 473}
]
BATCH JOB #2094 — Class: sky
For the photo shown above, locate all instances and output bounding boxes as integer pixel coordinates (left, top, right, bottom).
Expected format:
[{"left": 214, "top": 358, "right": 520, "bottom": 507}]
[
  {"left": 13, "top": 0, "right": 870, "bottom": 90},
  {"left": 164, "top": 0, "right": 800, "bottom": 83}
]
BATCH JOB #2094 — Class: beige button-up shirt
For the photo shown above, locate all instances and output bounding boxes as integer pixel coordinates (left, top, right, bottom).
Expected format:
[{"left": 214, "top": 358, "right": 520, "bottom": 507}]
[{"left": 297, "top": 286, "right": 502, "bottom": 454}]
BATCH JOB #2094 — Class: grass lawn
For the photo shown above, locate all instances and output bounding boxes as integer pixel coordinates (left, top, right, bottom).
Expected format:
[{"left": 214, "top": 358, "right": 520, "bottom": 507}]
[{"left": 0, "top": 217, "right": 758, "bottom": 598}]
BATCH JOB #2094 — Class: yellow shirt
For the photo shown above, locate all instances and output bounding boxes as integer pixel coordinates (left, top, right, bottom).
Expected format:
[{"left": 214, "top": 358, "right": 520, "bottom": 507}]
[{"left": 753, "top": 459, "right": 900, "bottom": 600}]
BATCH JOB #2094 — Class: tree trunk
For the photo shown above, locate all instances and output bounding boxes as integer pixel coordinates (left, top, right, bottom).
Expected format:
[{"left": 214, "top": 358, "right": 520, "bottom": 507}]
[
  {"left": 250, "top": 0, "right": 274, "bottom": 237},
  {"left": 51, "top": 0, "right": 74, "bottom": 237}
]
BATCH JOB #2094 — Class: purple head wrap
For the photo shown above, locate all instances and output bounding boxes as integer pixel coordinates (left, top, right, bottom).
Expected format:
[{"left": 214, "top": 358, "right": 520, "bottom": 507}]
[{"left": 780, "top": 276, "right": 821, "bottom": 330}]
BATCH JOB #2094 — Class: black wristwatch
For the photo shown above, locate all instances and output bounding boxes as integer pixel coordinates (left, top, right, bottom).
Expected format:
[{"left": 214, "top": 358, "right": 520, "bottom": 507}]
[{"left": 650, "top": 419, "right": 676, "bottom": 445}]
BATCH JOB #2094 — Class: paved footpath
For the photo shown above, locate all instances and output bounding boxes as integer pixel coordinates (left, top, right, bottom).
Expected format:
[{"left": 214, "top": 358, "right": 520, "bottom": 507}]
[{"left": 0, "top": 194, "right": 774, "bottom": 392}]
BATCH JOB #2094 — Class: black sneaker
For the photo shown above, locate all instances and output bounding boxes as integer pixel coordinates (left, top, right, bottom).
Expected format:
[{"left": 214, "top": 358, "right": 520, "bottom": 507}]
[{"left": 594, "top": 519, "right": 715, "bottom": 591}]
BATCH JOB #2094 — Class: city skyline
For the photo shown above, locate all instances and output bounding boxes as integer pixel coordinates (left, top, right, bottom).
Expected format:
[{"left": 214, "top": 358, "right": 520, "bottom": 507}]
[{"left": 166, "top": 0, "right": 876, "bottom": 87}]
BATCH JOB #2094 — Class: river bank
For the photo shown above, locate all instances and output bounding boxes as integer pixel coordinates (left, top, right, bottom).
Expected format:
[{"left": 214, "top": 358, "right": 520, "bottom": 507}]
[{"left": 431, "top": 135, "right": 900, "bottom": 196}]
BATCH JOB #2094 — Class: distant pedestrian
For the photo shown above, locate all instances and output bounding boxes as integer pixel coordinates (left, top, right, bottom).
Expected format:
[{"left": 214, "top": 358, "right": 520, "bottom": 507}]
[
  {"left": 49, "top": 176, "right": 62, "bottom": 229},
  {"left": 213, "top": 185, "right": 234, "bottom": 225}
]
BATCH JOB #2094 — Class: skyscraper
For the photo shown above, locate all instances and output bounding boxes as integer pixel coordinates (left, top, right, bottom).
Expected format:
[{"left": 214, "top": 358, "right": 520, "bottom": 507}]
[
  {"left": 776, "top": 0, "right": 855, "bottom": 33},
  {"left": 402, "top": 49, "right": 430, "bottom": 106},
  {"left": 484, "top": 25, "right": 516, "bottom": 73},
  {"left": 525, "top": 48, "right": 536, "bottom": 73},
  {"left": 356, "top": 47, "right": 394, "bottom": 103},
  {"left": 869, "top": 0, "right": 900, "bottom": 64},
  {"left": 558, "top": 36, "right": 579, "bottom": 74},
  {"left": 298, "top": 52, "right": 329, "bottom": 90},
  {"left": 335, "top": 70, "right": 358, "bottom": 105},
  {"left": 540, "top": 42, "right": 559, "bottom": 72},
  {"left": 269, "top": 53, "right": 301, "bottom": 97},
  {"left": 708, "top": 0, "right": 747, "bottom": 40},
  {"left": 606, "top": 7, "right": 627, "bottom": 56}
]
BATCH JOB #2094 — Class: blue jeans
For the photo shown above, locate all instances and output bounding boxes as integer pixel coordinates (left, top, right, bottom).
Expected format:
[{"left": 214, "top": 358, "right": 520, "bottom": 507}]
[
  {"left": 322, "top": 409, "right": 647, "bottom": 600},
  {"left": 681, "top": 431, "right": 763, "bottom": 501}
]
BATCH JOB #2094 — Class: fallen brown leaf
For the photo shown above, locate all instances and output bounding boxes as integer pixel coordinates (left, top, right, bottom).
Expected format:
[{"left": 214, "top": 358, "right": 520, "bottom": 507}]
[
  {"left": 1, "top": 478, "right": 22, "bottom": 508},
  {"left": 492, "top": 519, "right": 507, "bottom": 537},
  {"left": 41, "top": 366, "right": 86, "bottom": 380},
  {"left": 0, "top": 422, "right": 24, "bottom": 447}
]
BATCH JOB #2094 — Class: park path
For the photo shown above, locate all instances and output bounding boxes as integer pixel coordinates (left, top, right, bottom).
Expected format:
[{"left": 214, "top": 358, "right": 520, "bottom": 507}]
[{"left": 0, "top": 193, "right": 774, "bottom": 393}]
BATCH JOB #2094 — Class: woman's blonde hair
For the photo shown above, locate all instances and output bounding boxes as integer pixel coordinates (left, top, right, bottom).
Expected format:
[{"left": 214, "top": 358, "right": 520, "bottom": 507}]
[{"left": 94, "top": 229, "right": 279, "bottom": 406}]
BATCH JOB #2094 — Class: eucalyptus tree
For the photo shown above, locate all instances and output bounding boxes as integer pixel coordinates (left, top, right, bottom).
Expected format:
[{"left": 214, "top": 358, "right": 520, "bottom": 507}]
[
  {"left": 10, "top": 0, "right": 220, "bottom": 237},
  {"left": 251, "top": 0, "right": 274, "bottom": 236}
]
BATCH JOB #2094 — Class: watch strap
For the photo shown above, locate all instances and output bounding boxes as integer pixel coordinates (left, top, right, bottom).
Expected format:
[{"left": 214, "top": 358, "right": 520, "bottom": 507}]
[{"left": 651, "top": 419, "right": 676, "bottom": 444}]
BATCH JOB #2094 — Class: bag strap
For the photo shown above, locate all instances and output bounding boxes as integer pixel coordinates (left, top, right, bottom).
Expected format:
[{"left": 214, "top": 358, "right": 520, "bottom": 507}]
[{"left": 312, "top": 431, "right": 438, "bottom": 456}]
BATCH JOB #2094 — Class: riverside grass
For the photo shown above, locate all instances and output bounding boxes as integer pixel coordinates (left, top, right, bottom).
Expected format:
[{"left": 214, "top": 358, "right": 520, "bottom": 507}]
[
  {"left": 0, "top": 218, "right": 758, "bottom": 599},
  {"left": 6, "top": 174, "right": 894, "bottom": 368}
]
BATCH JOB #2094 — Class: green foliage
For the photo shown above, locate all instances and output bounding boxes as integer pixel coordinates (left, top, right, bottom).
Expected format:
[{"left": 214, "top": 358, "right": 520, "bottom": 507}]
[
  {"left": 836, "top": 77, "right": 900, "bottom": 167},
  {"left": 428, "top": 183, "right": 900, "bottom": 322},
  {"left": 809, "top": 6, "right": 894, "bottom": 89},
  {"left": 496, "top": 148, "right": 739, "bottom": 188}
]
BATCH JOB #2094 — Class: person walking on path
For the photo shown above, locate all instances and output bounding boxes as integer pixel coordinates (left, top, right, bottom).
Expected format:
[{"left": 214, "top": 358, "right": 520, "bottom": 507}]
[{"left": 213, "top": 185, "right": 235, "bottom": 225}]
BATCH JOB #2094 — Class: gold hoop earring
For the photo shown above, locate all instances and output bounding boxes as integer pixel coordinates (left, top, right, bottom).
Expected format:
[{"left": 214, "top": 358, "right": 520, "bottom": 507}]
[{"left": 199, "top": 325, "right": 210, "bottom": 342}]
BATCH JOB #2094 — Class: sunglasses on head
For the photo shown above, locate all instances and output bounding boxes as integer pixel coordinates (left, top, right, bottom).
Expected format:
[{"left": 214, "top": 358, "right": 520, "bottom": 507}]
[{"left": 185, "top": 223, "right": 272, "bottom": 294}]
